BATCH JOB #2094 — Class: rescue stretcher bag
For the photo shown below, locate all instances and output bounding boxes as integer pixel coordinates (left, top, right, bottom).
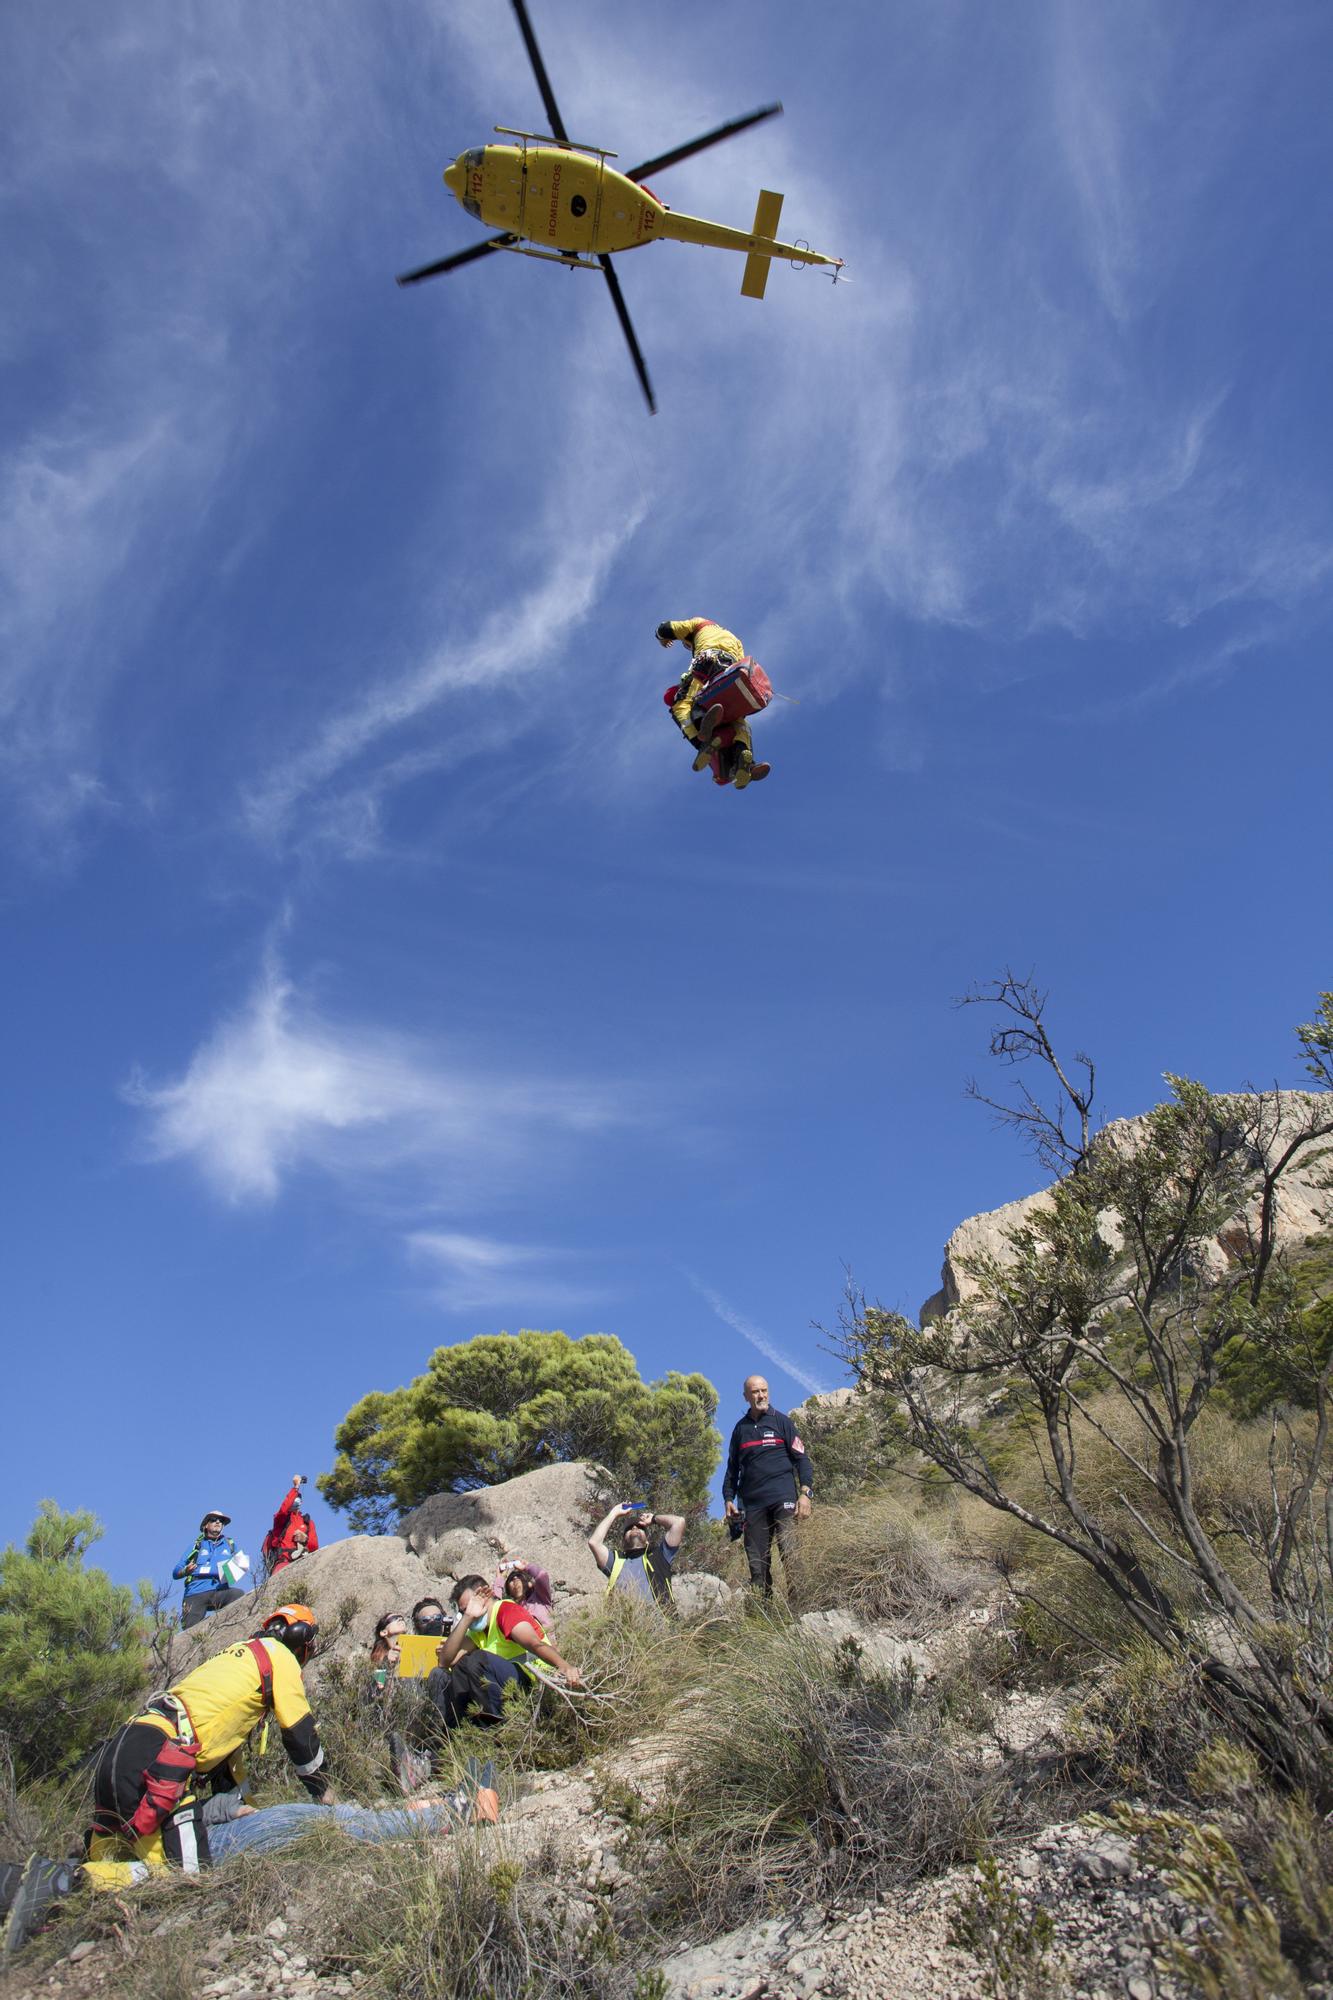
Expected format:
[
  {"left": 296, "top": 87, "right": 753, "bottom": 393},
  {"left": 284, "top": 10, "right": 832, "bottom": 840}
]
[{"left": 698, "top": 658, "right": 772, "bottom": 725}]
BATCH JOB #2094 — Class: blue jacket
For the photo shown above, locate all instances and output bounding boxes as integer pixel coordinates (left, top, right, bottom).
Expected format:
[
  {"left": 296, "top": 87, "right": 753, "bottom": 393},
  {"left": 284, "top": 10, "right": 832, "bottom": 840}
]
[{"left": 173, "top": 1532, "right": 240, "bottom": 1598}]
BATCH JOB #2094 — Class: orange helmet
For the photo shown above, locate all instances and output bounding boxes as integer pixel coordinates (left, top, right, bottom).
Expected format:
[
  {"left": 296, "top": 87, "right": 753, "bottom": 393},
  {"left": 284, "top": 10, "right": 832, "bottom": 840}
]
[{"left": 261, "top": 1603, "right": 318, "bottom": 1665}]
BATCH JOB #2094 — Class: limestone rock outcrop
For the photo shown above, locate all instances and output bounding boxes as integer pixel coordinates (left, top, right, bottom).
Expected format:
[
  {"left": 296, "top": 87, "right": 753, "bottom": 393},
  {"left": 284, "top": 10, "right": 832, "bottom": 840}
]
[{"left": 920, "top": 1089, "right": 1329, "bottom": 1328}]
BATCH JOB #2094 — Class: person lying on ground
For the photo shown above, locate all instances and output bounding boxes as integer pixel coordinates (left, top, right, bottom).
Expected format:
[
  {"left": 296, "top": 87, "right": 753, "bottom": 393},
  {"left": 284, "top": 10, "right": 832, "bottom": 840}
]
[
  {"left": 587, "top": 1501, "right": 685, "bottom": 1615},
  {"left": 424, "top": 1575, "right": 582, "bottom": 1733},
  {"left": 1, "top": 1765, "right": 498, "bottom": 1958},
  {"left": 263, "top": 1474, "right": 319, "bottom": 1576},
  {"left": 173, "top": 1509, "right": 247, "bottom": 1628}
]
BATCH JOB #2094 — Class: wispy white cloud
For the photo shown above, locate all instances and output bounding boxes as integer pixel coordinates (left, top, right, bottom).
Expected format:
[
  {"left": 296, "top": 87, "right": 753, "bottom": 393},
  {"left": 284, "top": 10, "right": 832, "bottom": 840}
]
[
  {"left": 0, "top": 7, "right": 447, "bottom": 845},
  {"left": 406, "top": 1230, "right": 606, "bottom": 1312},
  {"left": 125, "top": 948, "right": 626, "bottom": 1205},
  {"left": 687, "top": 1274, "right": 828, "bottom": 1399},
  {"left": 241, "top": 505, "right": 643, "bottom": 848}
]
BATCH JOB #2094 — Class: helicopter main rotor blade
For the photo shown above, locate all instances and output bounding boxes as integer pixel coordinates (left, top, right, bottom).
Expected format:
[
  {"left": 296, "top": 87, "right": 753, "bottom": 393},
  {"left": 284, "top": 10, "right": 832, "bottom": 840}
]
[
  {"left": 625, "top": 103, "right": 783, "bottom": 185},
  {"left": 510, "top": 0, "right": 570, "bottom": 145},
  {"left": 396, "top": 233, "right": 517, "bottom": 286},
  {"left": 598, "top": 254, "right": 656, "bottom": 414}
]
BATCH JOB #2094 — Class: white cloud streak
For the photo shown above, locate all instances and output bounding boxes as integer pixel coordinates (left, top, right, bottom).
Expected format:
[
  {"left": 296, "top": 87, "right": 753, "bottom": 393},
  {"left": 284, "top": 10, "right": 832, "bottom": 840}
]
[
  {"left": 687, "top": 1275, "right": 828, "bottom": 1399},
  {"left": 406, "top": 1230, "right": 606, "bottom": 1313},
  {"left": 125, "top": 949, "right": 626, "bottom": 1205}
]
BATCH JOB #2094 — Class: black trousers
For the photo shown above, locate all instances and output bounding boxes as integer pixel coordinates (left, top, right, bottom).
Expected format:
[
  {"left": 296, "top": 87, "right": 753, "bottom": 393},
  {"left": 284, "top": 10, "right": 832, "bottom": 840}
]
[
  {"left": 742, "top": 1500, "right": 797, "bottom": 1597},
  {"left": 425, "top": 1652, "right": 532, "bottom": 1730},
  {"left": 181, "top": 1587, "right": 242, "bottom": 1629}
]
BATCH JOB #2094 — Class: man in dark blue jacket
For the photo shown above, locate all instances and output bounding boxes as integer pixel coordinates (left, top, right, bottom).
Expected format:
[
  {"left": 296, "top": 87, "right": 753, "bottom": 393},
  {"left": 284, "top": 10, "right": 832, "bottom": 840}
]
[{"left": 722, "top": 1377, "right": 813, "bottom": 1599}]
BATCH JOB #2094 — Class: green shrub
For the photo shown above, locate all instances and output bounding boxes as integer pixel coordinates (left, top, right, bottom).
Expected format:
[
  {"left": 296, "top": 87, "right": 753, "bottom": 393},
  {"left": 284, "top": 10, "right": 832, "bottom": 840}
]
[
  {"left": 1065, "top": 1641, "right": 1224, "bottom": 1797},
  {"left": 786, "top": 1493, "right": 985, "bottom": 1626},
  {"left": 0, "top": 1501, "right": 151, "bottom": 1784},
  {"left": 642, "top": 1612, "right": 1018, "bottom": 1934},
  {"left": 947, "top": 1850, "right": 1062, "bottom": 1999}
]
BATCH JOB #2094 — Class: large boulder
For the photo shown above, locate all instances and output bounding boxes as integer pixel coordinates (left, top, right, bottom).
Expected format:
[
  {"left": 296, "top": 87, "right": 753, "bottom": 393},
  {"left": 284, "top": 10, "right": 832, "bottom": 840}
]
[
  {"left": 171, "top": 1533, "right": 442, "bottom": 1675},
  {"left": 399, "top": 1460, "right": 606, "bottom": 1619}
]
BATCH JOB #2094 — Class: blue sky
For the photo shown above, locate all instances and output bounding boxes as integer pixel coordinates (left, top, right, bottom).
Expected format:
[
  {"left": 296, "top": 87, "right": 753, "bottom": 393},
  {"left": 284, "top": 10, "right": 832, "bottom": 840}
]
[{"left": 3, "top": 1, "right": 1331, "bottom": 1592}]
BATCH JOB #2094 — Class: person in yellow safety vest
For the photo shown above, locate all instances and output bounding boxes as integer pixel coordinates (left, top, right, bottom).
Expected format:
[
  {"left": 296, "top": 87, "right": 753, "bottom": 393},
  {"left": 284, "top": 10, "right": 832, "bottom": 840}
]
[
  {"left": 83, "top": 1604, "right": 331, "bottom": 1889},
  {"left": 424, "top": 1575, "right": 582, "bottom": 1733},
  {"left": 656, "top": 617, "right": 769, "bottom": 788},
  {"left": 587, "top": 1500, "right": 684, "bottom": 1618}
]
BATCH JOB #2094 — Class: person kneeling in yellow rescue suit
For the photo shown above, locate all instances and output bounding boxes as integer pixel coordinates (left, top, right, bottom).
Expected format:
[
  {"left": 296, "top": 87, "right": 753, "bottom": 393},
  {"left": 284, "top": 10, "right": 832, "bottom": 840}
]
[
  {"left": 83, "top": 1603, "right": 330, "bottom": 1889},
  {"left": 656, "top": 617, "right": 767, "bottom": 788}
]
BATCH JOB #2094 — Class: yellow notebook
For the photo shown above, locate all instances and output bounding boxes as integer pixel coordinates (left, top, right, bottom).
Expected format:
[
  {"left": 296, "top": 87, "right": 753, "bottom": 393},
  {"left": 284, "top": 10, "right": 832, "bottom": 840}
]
[{"left": 395, "top": 1634, "right": 446, "bottom": 1679}]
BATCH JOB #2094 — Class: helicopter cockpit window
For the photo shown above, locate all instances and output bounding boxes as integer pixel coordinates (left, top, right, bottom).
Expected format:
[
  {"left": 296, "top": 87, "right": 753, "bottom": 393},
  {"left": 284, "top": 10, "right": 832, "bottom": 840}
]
[
  {"left": 461, "top": 148, "right": 486, "bottom": 220},
  {"left": 570, "top": 194, "right": 587, "bottom": 218}
]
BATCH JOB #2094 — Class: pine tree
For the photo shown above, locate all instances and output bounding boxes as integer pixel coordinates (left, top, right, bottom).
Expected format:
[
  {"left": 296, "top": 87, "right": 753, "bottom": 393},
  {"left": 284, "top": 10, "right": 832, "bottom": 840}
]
[{"left": 0, "top": 1502, "right": 151, "bottom": 1782}]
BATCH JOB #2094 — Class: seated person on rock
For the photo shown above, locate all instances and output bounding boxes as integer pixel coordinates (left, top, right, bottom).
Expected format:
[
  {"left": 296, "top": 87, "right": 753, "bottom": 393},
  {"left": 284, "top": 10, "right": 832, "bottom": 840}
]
[
  {"left": 425, "top": 1574, "right": 582, "bottom": 1732},
  {"left": 262, "top": 1472, "right": 319, "bottom": 1576},
  {"left": 496, "top": 1557, "right": 555, "bottom": 1629},
  {"left": 367, "top": 1610, "right": 432, "bottom": 1795},
  {"left": 587, "top": 1501, "right": 684, "bottom": 1615},
  {"left": 172, "top": 1508, "right": 246, "bottom": 1629},
  {"left": 411, "top": 1596, "right": 450, "bottom": 1636}
]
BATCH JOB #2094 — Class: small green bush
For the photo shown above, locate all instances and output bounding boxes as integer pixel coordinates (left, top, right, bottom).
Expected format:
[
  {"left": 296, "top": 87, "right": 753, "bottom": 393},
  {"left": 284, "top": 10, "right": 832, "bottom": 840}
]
[
  {"left": 642, "top": 1611, "right": 1019, "bottom": 1934},
  {"left": 1065, "top": 1641, "right": 1223, "bottom": 1797},
  {"left": 786, "top": 1492, "right": 985, "bottom": 1626},
  {"left": 947, "top": 1849, "right": 1062, "bottom": 2000}
]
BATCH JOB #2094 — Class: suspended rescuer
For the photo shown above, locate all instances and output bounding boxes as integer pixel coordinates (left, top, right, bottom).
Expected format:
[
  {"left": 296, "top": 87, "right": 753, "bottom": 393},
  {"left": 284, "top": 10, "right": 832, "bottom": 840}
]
[
  {"left": 723, "top": 1376, "right": 813, "bottom": 1598},
  {"left": 173, "top": 1509, "right": 248, "bottom": 1628},
  {"left": 425, "top": 1574, "right": 582, "bottom": 1732},
  {"left": 587, "top": 1500, "right": 684, "bottom": 1615},
  {"left": 1, "top": 1606, "right": 330, "bottom": 1954},
  {"left": 657, "top": 616, "right": 769, "bottom": 787},
  {"left": 263, "top": 1473, "right": 319, "bottom": 1576}
]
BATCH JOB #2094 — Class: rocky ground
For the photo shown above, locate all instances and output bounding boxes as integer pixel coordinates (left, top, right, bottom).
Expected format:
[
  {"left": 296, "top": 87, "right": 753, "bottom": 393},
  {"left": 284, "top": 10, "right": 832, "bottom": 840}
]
[
  {"left": 3, "top": 1787, "right": 1198, "bottom": 2000},
  {"left": 656, "top": 1819, "right": 1197, "bottom": 2000}
]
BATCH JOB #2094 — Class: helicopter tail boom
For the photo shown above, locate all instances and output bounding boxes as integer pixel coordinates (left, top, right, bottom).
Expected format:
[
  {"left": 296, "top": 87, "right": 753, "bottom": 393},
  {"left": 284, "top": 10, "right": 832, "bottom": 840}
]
[
  {"left": 657, "top": 203, "right": 841, "bottom": 275},
  {"left": 740, "top": 190, "right": 784, "bottom": 298}
]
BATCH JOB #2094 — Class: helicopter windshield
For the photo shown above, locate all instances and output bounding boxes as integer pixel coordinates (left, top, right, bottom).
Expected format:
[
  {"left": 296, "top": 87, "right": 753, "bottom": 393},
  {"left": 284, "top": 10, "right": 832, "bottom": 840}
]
[{"left": 460, "top": 147, "right": 485, "bottom": 219}]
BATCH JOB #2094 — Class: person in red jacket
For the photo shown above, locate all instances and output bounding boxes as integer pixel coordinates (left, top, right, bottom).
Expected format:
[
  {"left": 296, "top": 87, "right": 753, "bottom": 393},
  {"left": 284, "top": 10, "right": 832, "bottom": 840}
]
[{"left": 263, "top": 1475, "right": 319, "bottom": 1577}]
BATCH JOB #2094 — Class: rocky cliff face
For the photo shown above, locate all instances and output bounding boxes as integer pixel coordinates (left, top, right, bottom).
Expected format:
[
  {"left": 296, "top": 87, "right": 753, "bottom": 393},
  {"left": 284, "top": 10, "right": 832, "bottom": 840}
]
[{"left": 919, "top": 1088, "right": 1329, "bottom": 1328}]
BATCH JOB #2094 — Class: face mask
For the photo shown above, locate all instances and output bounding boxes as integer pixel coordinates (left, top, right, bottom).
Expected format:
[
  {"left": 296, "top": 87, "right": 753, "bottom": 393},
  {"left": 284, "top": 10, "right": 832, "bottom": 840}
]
[
  {"left": 469, "top": 1612, "right": 489, "bottom": 1633},
  {"left": 415, "top": 1612, "right": 445, "bottom": 1635}
]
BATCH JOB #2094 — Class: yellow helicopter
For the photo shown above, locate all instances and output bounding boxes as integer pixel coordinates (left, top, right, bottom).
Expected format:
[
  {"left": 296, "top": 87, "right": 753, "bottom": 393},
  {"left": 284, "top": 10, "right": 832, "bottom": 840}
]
[{"left": 396, "top": 0, "right": 844, "bottom": 413}]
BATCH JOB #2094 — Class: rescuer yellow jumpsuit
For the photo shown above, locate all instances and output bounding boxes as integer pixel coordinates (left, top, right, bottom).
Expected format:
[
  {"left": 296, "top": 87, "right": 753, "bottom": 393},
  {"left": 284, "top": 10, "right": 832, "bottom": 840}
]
[
  {"left": 657, "top": 617, "right": 756, "bottom": 772},
  {"left": 83, "top": 1638, "right": 327, "bottom": 1887}
]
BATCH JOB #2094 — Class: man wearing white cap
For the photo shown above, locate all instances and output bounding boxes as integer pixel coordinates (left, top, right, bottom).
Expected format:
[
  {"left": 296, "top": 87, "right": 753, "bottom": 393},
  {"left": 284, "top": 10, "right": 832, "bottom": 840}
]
[{"left": 173, "top": 1510, "right": 249, "bottom": 1629}]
